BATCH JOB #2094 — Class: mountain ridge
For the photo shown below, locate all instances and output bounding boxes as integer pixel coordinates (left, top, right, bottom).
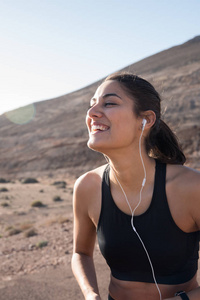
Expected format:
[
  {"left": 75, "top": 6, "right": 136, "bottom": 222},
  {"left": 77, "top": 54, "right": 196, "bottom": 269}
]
[{"left": 0, "top": 36, "right": 200, "bottom": 179}]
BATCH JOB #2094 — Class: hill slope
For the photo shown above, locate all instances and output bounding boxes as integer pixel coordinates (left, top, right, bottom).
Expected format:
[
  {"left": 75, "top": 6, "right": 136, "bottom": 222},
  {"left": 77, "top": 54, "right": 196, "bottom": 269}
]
[{"left": 0, "top": 36, "right": 200, "bottom": 179}]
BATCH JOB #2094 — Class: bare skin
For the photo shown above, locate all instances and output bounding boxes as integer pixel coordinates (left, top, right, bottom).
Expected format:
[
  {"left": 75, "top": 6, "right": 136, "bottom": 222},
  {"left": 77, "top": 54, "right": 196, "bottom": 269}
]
[{"left": 71, "top": 80, "right": 200, "bottom": 299}]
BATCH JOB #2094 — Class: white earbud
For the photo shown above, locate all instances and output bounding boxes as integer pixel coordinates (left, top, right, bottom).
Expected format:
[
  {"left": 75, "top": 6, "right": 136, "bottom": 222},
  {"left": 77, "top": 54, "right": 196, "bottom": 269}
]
[{"left": 142, "top": 119, "right": 147, "bottom": 129}]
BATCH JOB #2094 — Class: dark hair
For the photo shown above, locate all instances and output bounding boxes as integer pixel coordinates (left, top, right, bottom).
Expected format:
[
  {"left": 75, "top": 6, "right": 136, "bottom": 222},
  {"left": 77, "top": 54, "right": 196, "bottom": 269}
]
[{"left": 104, "top": 72, "right": 186, "bottom": 165}]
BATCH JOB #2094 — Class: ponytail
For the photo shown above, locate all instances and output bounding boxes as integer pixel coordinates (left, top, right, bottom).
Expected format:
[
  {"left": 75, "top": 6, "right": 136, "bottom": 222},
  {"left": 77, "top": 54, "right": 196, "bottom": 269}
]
[{"left": 147, "top": 119, "right": 186, "bottom": 165}]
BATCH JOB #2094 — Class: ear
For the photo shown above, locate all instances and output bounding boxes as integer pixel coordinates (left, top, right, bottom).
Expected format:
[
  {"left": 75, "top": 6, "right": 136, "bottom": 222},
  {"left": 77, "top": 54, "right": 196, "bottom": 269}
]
[{"left": 140, "top": 110, "right": 156, "bottom": 129}]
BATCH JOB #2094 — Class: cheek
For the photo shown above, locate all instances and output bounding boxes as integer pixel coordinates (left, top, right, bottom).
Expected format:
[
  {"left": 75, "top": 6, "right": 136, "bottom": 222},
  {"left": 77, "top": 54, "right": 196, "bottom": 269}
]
[
  {"left": 85, "top": 114, "right": 90, "bottom": 129},
  {"left": 113, "top": 112, "right": 136, "bottom": 132}
]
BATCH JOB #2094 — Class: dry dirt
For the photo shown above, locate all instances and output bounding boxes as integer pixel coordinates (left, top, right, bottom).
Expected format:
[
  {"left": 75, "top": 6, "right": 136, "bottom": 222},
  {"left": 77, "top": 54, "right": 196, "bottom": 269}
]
[{"left": 0, "top": 177, "right": 110, "bottom": 300}]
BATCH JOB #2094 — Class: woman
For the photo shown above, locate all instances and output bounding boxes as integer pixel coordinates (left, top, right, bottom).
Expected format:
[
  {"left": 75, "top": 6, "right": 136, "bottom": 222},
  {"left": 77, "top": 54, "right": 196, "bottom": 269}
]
[{"left": 71, "top": 72, "right": 200, "bottom": 300}]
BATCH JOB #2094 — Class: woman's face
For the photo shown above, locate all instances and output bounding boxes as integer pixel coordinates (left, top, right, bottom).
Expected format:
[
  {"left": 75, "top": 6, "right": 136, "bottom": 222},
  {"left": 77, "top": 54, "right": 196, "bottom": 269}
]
[{"left": 86, "top": 80, "right": 142, "bottom": 154}]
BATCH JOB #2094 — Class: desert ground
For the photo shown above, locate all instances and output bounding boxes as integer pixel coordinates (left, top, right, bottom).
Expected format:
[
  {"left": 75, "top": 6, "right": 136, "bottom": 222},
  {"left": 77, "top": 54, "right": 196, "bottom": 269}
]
[
  {"left": 0, "top": 176, "right": 110, "bottom": 300},
  {"left": 0, "top": 174, "right": 200, "bottom": 300}
]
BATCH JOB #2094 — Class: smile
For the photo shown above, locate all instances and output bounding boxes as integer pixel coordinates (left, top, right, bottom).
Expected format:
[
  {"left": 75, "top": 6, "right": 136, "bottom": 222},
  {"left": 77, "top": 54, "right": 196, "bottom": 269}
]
[{"left": 91, "top": 124, "right": 110, "bottom": 134}]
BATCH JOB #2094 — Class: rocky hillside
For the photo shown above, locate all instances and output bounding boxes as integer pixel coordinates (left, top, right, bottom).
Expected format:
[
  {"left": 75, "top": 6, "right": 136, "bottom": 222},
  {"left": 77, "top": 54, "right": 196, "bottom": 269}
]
[{"left": 0, "top": 36, "right": 200, "bottom": 179}]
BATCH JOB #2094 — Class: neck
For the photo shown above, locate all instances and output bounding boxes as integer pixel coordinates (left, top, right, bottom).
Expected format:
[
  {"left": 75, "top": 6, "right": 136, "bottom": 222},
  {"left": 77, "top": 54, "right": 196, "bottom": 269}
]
[{"left": 105, "top": 148, "right": 155, "bottom": 190}]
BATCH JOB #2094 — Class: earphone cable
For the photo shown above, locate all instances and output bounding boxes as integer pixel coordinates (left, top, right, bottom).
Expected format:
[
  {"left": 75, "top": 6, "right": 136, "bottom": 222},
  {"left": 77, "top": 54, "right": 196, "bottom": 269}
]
[
  {"left": 106, "top": 124, "right": 162, "bottom": 300},
  {"left": 112, "top": 170, "right": 162, "bottom": 300}
]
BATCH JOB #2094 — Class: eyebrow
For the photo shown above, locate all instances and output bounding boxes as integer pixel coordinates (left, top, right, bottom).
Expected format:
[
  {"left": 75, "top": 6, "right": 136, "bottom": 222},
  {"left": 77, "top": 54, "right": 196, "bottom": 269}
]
[
  {"left": 102, "top": 93, "right": 122, "bottom": 99},
  {"left": 91, "top": 93, "right": 122, "bottom": 103}
]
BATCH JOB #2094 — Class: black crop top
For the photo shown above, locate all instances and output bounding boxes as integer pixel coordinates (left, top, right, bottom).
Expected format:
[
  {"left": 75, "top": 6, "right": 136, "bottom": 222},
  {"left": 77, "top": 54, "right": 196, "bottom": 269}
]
[{"left": 97, "top": 160, "right": 200, "bottom": 284}]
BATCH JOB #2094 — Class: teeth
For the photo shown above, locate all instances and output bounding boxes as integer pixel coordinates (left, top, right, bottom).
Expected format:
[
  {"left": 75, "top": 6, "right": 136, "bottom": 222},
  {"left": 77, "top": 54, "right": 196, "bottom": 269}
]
[{"left": 91, "top": 124, "right": 109, "bottom": 132}]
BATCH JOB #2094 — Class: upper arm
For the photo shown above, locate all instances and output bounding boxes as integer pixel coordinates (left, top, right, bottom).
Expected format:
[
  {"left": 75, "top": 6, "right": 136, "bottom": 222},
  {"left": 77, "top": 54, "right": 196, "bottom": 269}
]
[
  {"left": 167, "top": 165, "right": 200, "bottom": 232},
  {"left": 72, "top": 172, "right": 100, "bottom": 257},
  {"left": 188, "top": 170, "right": 200, "bottom": 230},
  {"left": 178, "top": 167, "right": 200, "bottom": 231}
]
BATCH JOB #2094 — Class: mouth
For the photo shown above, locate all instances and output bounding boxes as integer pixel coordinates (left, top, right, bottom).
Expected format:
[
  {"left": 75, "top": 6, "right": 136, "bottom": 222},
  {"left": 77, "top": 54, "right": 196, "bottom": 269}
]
[{"left": 90, "top": 124, "right": 110, "bottom": 134}]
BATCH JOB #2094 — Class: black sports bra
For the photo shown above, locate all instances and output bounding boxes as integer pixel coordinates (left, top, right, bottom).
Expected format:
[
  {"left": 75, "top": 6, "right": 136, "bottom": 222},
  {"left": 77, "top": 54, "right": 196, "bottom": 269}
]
[{"left": 97, "top": 160, "right": 200, "bottom": 284}]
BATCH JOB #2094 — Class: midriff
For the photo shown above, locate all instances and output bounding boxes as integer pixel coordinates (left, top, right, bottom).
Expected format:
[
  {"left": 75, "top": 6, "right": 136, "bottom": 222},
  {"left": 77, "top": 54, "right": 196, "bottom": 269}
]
[{"left": 109, "top": 273, "right": 199, "bottom": 300}]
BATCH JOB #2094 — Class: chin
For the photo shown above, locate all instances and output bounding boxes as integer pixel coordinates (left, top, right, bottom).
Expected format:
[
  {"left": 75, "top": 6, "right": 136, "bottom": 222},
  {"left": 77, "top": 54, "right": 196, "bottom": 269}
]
[{"left": 87, "top": 139, "right": 107, "bottom": 154}]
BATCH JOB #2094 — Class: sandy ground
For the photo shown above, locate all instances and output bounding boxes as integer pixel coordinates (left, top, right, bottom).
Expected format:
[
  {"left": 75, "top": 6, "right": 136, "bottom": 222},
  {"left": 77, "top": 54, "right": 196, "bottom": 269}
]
[
  {"left": 0, "top": 178, "right": 199, "bottom": 300},
  {"left": 0, "top": 177, "right": 110, "bottom": 300},
  {"left": 0, "top": 252, "right": 110, "bottom": 300}
]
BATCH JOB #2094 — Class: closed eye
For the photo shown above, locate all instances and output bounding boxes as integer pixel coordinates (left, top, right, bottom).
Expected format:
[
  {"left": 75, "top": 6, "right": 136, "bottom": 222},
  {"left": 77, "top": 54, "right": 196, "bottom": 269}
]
[
  {"left": 88, "top": 102, "right": 117, "bottom": 110},
  {"left": 105, "top": 102, "right": 117, "bottom": 107}
]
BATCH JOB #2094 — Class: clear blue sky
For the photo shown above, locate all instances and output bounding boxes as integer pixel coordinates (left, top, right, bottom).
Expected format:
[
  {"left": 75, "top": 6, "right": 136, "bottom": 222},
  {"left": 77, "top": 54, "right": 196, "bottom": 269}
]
[{"left": 0, "top": 0, "right": 200, "bottom": 115}]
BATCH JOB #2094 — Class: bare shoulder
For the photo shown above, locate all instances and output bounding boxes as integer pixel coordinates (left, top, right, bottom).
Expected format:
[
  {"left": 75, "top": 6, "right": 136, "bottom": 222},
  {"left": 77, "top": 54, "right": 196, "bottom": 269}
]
[
  {"left": 73, "top": 164, "right": 108, "bottom": 227},
  {"left": 166, "top": 164, "right": 200, "bottom": 231},
  {"left": 167, "top": 165, "right": 200, "bottom": 199},
  {"left": 74, "top": 164, "right": 107, "bottom": 195},
  {"left": 73, "top": 164, "right": 108, "bottom": 209},
  {"left": 167, "top": 164, "right": 200, "bottom": 190}
]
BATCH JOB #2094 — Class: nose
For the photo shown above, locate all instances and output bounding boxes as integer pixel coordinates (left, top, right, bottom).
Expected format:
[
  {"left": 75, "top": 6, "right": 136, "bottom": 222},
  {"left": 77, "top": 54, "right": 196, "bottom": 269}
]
[{"left": 87, "top": 103, "right": 103, "bottom": 119}]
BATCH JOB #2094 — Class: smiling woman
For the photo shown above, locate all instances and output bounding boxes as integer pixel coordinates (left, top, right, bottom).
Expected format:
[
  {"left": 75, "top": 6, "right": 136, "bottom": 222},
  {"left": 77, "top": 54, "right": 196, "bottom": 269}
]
[
  {"left": 86, "top": 80, "right": 139, "bottom": 154},
  {"left": 71, "top": 72, "right": 200, "bottom": 300}
]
